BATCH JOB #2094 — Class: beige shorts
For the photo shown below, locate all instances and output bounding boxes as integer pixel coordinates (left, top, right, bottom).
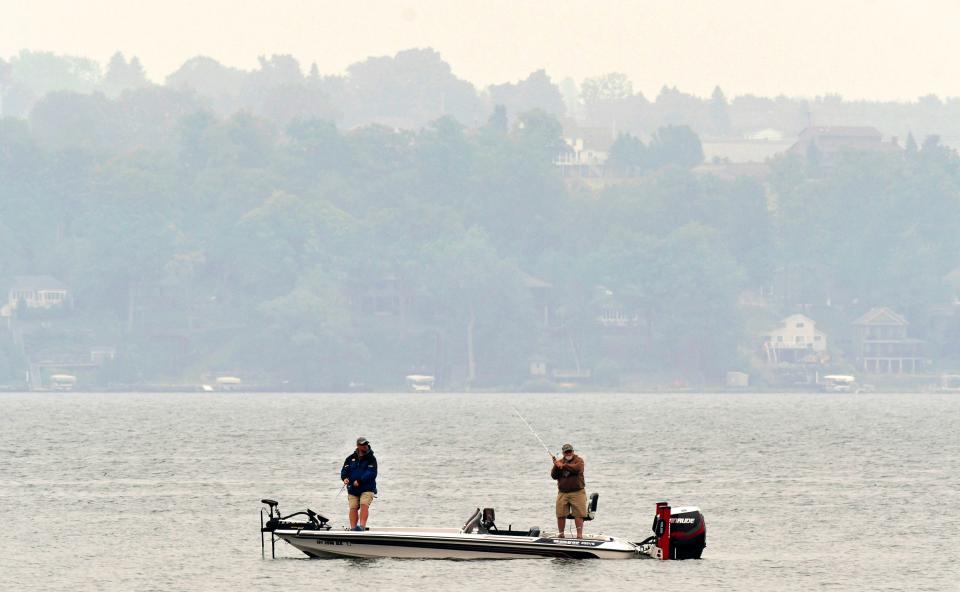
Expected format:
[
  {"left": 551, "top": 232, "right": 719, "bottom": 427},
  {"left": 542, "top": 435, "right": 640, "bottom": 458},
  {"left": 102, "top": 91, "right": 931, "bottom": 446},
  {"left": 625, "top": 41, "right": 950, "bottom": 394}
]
[
  {"left": 348, "top": 492, "right": 375, "bottom": 509},
  {"left": 556, "top": 489, "right": 588, "bottom": 518}
]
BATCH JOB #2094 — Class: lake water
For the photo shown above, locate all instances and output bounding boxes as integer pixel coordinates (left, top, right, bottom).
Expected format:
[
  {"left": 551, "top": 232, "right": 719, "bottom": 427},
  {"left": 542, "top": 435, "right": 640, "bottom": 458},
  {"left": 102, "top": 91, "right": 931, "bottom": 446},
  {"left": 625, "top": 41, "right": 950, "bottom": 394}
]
[{"left": 1, "top": 392, "right": 957, "bottom": 591}]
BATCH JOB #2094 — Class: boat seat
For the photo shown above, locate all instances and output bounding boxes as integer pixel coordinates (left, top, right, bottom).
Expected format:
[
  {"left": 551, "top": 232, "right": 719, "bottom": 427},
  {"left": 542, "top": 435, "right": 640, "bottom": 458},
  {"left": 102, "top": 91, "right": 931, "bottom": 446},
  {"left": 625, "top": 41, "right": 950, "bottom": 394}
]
[
  {"left": 481, "top": 508, "right": 496, "bottom": 532},
  {"left": 566, "top": 492, "right": 599, "bottom": 521}
]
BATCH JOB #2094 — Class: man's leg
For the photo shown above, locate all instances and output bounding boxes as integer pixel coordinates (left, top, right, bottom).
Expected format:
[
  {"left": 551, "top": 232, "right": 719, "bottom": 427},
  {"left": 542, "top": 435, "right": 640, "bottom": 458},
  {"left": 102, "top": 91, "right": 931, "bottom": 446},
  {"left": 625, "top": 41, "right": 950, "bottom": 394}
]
[
  {"left": 555, "top": 493, "right": 567, "bottom": 537},
  {"left": 359, "top": 504, "right": 370, "bottom": 527},
  {"left": 348, "top": 495, "right": 359, "bottom": 529},
  {"left": 356, "top": 492, "right": 373, "bottom": 529},
  {"left": 571, "top": 491, "right": 587, "bottom": 538}
]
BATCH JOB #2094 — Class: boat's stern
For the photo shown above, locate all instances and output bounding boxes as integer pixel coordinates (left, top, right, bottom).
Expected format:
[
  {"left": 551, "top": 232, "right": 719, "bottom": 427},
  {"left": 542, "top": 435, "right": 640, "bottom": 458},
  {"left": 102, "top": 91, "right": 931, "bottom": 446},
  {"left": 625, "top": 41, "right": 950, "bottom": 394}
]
[{"left": 635, "top": 502, "right": 706, "bottom": 559}]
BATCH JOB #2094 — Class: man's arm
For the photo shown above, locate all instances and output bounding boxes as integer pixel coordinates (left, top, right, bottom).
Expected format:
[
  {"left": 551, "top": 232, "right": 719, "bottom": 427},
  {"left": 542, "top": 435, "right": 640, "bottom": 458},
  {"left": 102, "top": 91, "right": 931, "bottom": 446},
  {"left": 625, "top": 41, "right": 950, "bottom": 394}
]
[{"left": 563, "top": 457, "right": 584, "bottom": 474}]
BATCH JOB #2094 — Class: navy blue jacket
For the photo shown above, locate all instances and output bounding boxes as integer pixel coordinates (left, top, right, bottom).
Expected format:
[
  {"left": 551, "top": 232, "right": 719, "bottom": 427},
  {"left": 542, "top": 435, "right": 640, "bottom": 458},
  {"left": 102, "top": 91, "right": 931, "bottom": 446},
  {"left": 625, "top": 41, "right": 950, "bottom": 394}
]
[{"left": 340, "top": 448, "right": 378, "bottom": 495}]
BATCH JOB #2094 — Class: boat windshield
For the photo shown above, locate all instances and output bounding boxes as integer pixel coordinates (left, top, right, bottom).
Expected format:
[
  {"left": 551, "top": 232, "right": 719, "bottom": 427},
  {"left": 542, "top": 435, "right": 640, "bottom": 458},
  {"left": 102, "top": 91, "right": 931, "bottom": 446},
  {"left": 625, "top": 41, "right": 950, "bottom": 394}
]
[{"left": 461, "top": 508, "right": 482, "bottom": 533}]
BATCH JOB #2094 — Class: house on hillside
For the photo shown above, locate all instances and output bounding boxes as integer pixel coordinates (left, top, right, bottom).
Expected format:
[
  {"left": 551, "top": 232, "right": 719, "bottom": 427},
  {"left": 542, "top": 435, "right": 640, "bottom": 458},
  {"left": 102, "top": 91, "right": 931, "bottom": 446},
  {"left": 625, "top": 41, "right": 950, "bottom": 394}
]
[
  {"left": 351, "top": 275, "right": 404, "bottom": 318},
  {"left": 554, "top": 126, "right": 615, "bottom": 178},
  {"left": 788, "top": 126, "right": 900, "bottom": 160},
  {"left": 2, "top": 275, "right": 72, "bottom": 317},
  {"left": 852, "top": 307, "right": 926, "bottom": 374},
  {"left": 700, "top": 130, "right": 792, "bottom": 164},
  {"left": 591, "top": 285, "right": 646, "bottom": 330},
  {"left": 520, "top": 272, "right": 555, "bottom": 329},
  {"left": 693, "top": 161, "right": 772, "bottom": 181},
  {"left": 762, "top": 313, "right": 828, "bottom": 364}
]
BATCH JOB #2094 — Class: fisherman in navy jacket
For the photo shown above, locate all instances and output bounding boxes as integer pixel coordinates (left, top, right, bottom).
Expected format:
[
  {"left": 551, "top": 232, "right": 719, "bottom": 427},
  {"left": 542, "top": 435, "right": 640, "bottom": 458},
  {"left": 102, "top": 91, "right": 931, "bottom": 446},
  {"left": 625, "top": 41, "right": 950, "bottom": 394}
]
[{"left": 341, "top": 437, "right": 378, "bottom": 531}]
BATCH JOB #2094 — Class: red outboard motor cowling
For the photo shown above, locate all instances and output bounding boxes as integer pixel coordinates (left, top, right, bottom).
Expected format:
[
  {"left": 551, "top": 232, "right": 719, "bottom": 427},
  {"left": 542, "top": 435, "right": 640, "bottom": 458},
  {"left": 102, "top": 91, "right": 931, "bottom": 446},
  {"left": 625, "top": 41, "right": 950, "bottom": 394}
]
[{"left": 650, "top": 504, "right": 706, "bottom": 559}]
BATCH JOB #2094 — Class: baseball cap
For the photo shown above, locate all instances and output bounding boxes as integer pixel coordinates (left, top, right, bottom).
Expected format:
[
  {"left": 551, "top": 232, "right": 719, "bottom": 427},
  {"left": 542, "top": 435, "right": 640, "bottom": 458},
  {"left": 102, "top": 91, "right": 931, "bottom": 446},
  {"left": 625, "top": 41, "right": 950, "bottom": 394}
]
[
  {"left": 561, "top": 443, "right": 574, "bottom": 452},
  {"left": 356, "top": 437, "right": 370, "bottom": 445}
]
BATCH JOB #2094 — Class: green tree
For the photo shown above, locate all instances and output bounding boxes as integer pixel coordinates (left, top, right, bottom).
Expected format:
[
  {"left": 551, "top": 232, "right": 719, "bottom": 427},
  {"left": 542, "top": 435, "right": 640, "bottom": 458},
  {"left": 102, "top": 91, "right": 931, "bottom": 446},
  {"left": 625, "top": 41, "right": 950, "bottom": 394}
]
[
  {"left": 580, "top": 72, "right": 635, "bottom": 130},
  {"left": 418, "top": 228, "right": 534, "bottom": 387},
  {"left": 709, "top": 86, "right": 730, "bottom": 135},
  {"left": 255, "top": 268, "right": 366, "bottom": 389},
  {"left": 488, "top": 69, "right": 565, "bottom": 118},
  {"left": 486, "top": 104, "right": 508, "bottom": 134},
  {"left": 649, "top": 125, "right": 704, "bottom": 168},
  {"left": 905, "top": 132, "right": 918, "bottom": 157},
  {"left": 416, "top": 116, "right": 473, "bottom": 206},
  {"left": 581, "top": 72, "right": 633, "bottom": 104},
  {"left": 8, "top": 50, "right": 100, "bottom": 97},
  {"left": 101, "top": 52, "right": 149, "bottom": 97},
  {"left": 344, "top": 48, "right": 482, "bottom": 128},
  {"left": 646, "top": 224, "right": 744, "bottom": 380},
  {"left": 165, "top": 56, "right": 246, "bottom": 115},
  {"left": 606, "top": 133, "right": 649, "bottom": 176},
  {"left": 29, "top": 91, "right": 116, "bottom": 151}
]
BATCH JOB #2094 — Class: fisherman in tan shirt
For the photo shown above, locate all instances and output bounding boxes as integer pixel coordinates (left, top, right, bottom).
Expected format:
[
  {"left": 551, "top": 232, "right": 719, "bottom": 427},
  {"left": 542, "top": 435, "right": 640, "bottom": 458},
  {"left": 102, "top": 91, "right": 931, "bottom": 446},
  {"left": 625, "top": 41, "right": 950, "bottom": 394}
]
[{"left": 551, "top": 443, "right": 587, "bottom": 538}]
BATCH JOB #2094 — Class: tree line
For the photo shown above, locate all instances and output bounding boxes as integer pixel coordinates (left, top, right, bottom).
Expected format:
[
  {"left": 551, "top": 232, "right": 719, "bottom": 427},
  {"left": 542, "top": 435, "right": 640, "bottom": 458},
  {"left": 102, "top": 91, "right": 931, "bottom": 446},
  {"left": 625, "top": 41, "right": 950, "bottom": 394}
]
[
  {"left": 2, "top": 49, "right": 960, "bottom": 389},
  {"left": 5, "top": 49, "right": 960, "bottom": 141}
]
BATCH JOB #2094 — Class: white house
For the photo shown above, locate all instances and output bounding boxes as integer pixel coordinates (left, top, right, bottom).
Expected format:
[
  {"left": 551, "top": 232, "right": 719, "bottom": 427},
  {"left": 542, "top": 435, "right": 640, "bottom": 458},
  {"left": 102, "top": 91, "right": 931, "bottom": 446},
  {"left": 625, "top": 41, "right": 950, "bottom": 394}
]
[
  {"left": 3, "top": 275, "right": 72, "bottom": 316},
  {"left": 763, "top": 314, "right": 827, "bottom": 364},
  {"left": 554, "top": 127, "right": 616, "bottom": 178}
]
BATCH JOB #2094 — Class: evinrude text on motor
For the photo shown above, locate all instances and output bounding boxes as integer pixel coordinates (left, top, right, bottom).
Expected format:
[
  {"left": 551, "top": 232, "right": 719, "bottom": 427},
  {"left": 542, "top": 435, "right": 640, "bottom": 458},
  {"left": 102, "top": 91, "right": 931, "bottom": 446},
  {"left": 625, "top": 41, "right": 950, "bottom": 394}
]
[{"left": 260, "top": 497, "right": 706, "bottom": 560}]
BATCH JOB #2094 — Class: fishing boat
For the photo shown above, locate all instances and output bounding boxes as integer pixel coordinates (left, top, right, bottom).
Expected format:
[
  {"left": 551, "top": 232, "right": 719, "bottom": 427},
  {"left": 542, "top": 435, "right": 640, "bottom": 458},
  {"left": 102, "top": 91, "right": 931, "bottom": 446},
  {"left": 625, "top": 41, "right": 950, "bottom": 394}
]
[{"left": 260, "top": 496, "right": 705, "bottom": 560}]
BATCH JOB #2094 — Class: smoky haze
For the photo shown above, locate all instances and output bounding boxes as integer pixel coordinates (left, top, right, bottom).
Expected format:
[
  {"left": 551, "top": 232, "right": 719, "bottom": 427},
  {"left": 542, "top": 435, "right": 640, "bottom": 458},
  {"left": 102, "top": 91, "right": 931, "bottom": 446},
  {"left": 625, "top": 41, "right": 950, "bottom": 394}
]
[
  {"left": 4, "top": 0, "right": 960, "bottom": 100},
  {"left": 2, "top": 3, "right": 960, "bottom": 392}
]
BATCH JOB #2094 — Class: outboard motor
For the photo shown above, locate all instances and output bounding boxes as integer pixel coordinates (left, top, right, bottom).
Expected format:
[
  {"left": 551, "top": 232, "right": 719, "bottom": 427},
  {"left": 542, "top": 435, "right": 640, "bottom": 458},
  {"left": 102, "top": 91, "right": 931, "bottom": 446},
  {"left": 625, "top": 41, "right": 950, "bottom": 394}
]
[
  {"left": 649, "top": 503, "right": 706, "bottom": 560},
  {"left": 667, "top": 506, "right": 706, "bottom": 559}
]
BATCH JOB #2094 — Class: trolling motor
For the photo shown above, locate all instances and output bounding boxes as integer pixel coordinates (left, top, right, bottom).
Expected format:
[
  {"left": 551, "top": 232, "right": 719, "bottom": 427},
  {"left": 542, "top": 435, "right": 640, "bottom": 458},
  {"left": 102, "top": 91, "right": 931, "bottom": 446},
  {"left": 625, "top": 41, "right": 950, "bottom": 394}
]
[
  {"left": 637, "top": 502, "right": 706, "bottom": 560},
  {"left": 260, "top": 499, "right": 331, "bottom": 558}
]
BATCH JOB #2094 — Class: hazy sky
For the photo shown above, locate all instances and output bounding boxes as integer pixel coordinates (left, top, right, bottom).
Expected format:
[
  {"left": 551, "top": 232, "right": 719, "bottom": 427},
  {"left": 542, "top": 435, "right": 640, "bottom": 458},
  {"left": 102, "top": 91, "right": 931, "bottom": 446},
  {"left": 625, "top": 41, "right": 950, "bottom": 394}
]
[{"left": 3, "top": 0, "right": 958, "bottom": 101}]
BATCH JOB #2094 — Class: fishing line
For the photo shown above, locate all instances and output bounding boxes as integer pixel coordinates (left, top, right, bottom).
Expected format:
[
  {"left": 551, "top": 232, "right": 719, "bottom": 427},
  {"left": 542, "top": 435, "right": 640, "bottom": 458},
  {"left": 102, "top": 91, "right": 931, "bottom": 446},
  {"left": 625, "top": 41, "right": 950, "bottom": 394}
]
[{"left": 509, "top": 404, "right": 556, "bottom": 460}]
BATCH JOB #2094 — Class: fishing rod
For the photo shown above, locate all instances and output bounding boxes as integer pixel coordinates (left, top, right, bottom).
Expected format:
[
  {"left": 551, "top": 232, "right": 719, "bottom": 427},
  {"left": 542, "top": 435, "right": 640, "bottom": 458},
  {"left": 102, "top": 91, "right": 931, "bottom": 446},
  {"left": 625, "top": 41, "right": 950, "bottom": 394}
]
[{"left": 510, "top": 404, "right": 556, "bottom": 460}]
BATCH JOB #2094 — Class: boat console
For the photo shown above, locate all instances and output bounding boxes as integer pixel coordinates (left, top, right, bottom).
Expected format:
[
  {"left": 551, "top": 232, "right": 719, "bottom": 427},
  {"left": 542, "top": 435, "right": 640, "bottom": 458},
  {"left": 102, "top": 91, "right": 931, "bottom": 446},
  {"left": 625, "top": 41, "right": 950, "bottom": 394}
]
[{"left": 461, "top": 507, "right": 540, "bottom": 537}]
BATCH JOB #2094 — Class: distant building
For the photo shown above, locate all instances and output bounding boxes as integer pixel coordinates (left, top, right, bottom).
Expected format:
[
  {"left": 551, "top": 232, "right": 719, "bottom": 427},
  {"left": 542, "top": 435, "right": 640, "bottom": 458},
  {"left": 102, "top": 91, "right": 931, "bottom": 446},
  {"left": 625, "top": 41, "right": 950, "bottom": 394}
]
[
  {"left": 763, "top": 313, "right": 828, "bottom": 364},
  {"left": 693, "top": 161, "right": 772, "bottom": 181},
  {"left": 788, "top": 126, "right": 900, "bottom": 159},
  {"left": 554, "top": 126, "right": 615, "bottom": 178},
  {"left": 90, "top": 346, "right": 117, "bottom": 364},
  {"left": 592, "top": 285, "right": 644, "bottom": 329},
  {"left": 725, "top": 371, "right": 750, "bottom": 387},
  {"left": 852, "top": 307, "right": 926, "bottom": 374},
  {"left": 350, "top": 275, "right": 403, "bottom": 318},
  {"left": 746, "top": 128, "right": 785, "bottom": 141},
  {"left": 701, "top": 137, "right": 792, "bottom": 164},
  {"left": 520, "top": 272, "right": 554, "bottom": 329},
  {"left": 528, "top": 356, "right": 548, "bottom": 377},
  {"left": 3, "top": 275, "right": 72, "bottom": 316}
]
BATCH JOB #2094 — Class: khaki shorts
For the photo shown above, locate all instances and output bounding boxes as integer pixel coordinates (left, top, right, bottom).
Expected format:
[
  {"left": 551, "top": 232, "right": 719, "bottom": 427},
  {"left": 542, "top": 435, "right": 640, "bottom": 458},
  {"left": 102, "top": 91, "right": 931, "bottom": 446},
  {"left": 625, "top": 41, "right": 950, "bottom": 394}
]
[
  {"left": 348, "top": 492, "right": 375, "bottom": 509},
  {"left": 556, "top": 489, "right": 588, "bottom": 518}
]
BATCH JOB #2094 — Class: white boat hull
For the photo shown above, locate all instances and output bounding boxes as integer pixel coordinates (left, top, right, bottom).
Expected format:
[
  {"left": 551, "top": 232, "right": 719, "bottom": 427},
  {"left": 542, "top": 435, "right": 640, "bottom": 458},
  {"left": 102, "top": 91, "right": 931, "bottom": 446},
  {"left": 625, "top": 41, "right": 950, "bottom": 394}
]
[{"left": 274, "top": 527, "right": 639, "bottom": 560}]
